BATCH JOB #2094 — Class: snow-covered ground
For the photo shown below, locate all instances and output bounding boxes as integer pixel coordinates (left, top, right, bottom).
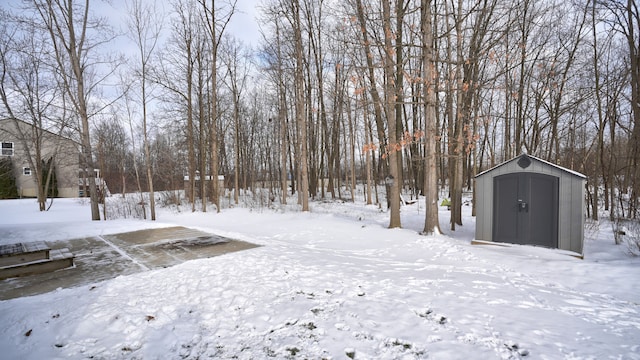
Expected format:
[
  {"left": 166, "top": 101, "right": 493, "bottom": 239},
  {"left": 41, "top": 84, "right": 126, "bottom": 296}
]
[{"left": 0, "top": 194, "right": 639, "bottom": 359}]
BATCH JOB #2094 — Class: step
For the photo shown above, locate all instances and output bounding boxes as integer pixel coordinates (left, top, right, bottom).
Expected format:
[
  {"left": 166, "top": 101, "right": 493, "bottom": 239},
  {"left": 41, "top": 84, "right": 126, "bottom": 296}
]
[
  {"left": 0, "top": 242, "right": 50, "bottom": 267},
  {"left": 0, "top": 248, "right": 74, "bottom": 280}
]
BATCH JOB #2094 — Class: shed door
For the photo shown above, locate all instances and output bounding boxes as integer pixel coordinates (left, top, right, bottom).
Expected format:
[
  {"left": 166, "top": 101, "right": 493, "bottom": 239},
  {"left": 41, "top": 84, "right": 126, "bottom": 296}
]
[{"left": 493, "top": 173, "right": 559, "bottom": 248}]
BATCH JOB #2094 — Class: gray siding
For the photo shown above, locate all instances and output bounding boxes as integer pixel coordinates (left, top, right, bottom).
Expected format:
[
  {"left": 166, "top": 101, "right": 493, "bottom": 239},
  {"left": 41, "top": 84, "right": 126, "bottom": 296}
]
[
  {"left": 475, "top": 154, "right": 585, "bottom": 255},
  {"left": 0, "top": 119, "right": 79, "bottom": 198}
]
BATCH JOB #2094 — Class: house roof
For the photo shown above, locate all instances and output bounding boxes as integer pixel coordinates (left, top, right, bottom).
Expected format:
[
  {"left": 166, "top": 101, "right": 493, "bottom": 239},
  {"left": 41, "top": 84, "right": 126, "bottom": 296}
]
[
  {"left": 475, "top": 153, "right": 587, "bottom": 179},
  {"left": 0, "top": 118, "right": 79, "bottom": 145}
]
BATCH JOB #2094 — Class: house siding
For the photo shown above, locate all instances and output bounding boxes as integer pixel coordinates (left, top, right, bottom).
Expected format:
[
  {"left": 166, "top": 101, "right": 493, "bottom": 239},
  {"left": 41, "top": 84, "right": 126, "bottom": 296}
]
[{"left": 0, "top": 119, "right": 79, "bottom": 198}]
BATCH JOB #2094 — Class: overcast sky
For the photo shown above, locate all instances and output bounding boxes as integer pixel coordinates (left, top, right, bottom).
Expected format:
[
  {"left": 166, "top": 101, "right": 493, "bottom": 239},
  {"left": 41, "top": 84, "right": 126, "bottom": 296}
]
[
  {"left": 0, "top": 0, "right": 265, "bottom": 113},
  {"left": 229, "top": 0, "right": 262, "bottom": 47},
  {"left": 2, "top": 0, "right": 263, "bottom": 50}
]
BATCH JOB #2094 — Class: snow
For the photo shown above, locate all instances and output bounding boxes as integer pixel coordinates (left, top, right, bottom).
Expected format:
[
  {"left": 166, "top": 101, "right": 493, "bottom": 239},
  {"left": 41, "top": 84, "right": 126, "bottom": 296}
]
[{"left": 1, "top": 195, "right": 639, "bottom": 359}]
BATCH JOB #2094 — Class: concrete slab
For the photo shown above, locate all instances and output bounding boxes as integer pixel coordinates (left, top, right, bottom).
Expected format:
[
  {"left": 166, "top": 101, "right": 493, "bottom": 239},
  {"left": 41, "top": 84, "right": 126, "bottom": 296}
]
[
  {"left": 0, "top": 241, "right": 50, "bottom": 267},
  {"left": 0, "top": 249, "right": 74, "bottom": 280},
  {"left": 0, "top": 227, "right": 259, "bottom": 300}
]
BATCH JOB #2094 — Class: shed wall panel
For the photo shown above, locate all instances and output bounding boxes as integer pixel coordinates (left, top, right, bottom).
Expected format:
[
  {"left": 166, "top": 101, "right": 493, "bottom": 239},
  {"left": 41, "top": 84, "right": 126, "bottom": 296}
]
[
  {"left": 558, "top": 175, "right": 571, "bottom": 250},
  {"left": 475, "top": 175, "right": 492, "bottom": 240},
  {"left": 570, "top": 177, "right": 585, "bottom": 253},
  {"left": 483, "top": 176, "right": 492, "bottom": 239}
]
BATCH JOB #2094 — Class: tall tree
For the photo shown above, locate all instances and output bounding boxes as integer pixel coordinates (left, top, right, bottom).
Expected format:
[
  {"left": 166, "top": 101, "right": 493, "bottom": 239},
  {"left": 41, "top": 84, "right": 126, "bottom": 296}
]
[
  {"left": 614, "top": 0, "right": 640, "bottom": 216},
  {"left": 30, "top": 0, "right": 114, "bottom": 220},
  {"left": 382, "top": 0, "right": 401, "bottom": 228},
  {"left": 291, "top": 0, "right": 310, "bottom": 211},
  {"left": 448, "top": 0, "right": 464, "bottom": 230},
  {"left": 221, "top": 36, "right": 250, "bottom": 205},
  {"left": 0, "top": 9, "right": 66, "bottom": 210},
  {"left": 275, "top": 17, "right": 289, "bottom": 205},
  {"left": 161, "top": 0, "right": 198, "bottom": 211},
  {"left": 353, "top": 0, "right": 389, "bottom": 191},
  {"left": 422, "top": 0, "right": 441, "bottom": 234},
  {"left": 121, "top": 86, "right": 147, "bottom": 215},
  {"left": 201, "top": 0, "right": 237, "bottom": 213},
  {"left": 262, "top": 9, "right": 291, "bottom": 205},
  {"left": 126, "top": 0, "right": 163, "bottom": 220}
]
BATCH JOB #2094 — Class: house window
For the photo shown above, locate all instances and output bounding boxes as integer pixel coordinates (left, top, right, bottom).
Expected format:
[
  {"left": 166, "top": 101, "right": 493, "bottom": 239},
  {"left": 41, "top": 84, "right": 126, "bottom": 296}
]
[
  {"left": 1, "top": 142, "right": 14, "bottom": 156},
  {"left": 23, "top": 167, "right": 32, "bottom": 176}
]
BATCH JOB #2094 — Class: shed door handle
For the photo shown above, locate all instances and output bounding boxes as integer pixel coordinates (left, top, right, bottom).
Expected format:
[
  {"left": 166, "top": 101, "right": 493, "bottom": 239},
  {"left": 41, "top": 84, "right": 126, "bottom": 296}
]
[{"left": 518, "top": 199, "right": 528, "bottom": 212}]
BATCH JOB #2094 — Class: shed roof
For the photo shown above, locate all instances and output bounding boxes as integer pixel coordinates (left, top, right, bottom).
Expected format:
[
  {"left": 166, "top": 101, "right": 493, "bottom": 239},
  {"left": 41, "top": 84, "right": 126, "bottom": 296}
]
[{"left": 475, "top": 153, "right": 586, "bottom": 179}]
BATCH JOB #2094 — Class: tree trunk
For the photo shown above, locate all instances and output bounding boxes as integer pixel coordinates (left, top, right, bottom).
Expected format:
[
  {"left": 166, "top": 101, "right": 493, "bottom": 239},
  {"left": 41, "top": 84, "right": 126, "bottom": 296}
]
[
  {"left": 422, "top": 0, "right": 441, "bottom": 234},
  {"left": 383, "top": 0, "right": 401, "bottom": 228},
  {"left": 39, "top": 0, "right": 101, "bottom": 220},
  {"left": 626, "top": 0, "right": 640, "bottom": 217},
  {"left": 592, "top": 0, "right": 605, "bottom": 221},
  {"left": 293, "top": 0, "right": 309, "bottom": 211},
  {"left": 354, "top": 0, "right": 389, "bottom": 180}
]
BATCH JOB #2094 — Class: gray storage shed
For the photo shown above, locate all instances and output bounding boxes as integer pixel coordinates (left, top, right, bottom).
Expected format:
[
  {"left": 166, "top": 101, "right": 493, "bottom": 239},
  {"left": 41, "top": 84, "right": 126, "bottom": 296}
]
[{"left": 474, "top": 154, "right": 586, "bottom": 255}]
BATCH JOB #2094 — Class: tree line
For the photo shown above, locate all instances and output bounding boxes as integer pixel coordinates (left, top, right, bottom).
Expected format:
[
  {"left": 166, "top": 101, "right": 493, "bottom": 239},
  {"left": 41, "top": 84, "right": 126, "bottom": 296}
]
[{"left": 0, "top": 0, "right": 638, "bottom": 230}]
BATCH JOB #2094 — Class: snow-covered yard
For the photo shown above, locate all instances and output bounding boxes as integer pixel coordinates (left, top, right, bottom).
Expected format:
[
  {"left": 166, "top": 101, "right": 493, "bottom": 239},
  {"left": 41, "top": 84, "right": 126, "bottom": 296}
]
[{"left": 0, "top": 196, "right": 639, "bottom": 359}]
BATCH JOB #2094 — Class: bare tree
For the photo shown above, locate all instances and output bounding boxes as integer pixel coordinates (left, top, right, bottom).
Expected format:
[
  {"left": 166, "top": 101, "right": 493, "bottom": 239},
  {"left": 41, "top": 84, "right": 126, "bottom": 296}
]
[
  {"left": 94, "top": 115, "right": 129, "bottom": 196},
  {"left": 274, "top": 15, "right": 289, "bottom": 205},
  {"left": 604, "top": 0, "right": 640, "bottom": 217},
  {"left": 0, "top": 9, "right": 66, "bottom": 210},
  {"left": 380, "top": 0, "right": 400, "bottom": 227},
  {"left": 126, "top": 0, "right": 163, "bottom": 220},
  {"left": 289, "top": 0, "right": 310, "bottom": 211},
  {"left": 28, "top": 0, "right": 115, "bottom": 220},
  {"left": 422, "top": 0, "right": 441, "bottom": 234},
  {"left": 220, "top": 36, "right": 250, "bottom": 205},
  {"left": 161, "top": 0, "right": 198, "bottom": 211},
  {"left": 121, "top": 86, "right": 147, "bottom": 216},
  {"left": 200, "top": 0, "right": 237, "bottom": 213}
]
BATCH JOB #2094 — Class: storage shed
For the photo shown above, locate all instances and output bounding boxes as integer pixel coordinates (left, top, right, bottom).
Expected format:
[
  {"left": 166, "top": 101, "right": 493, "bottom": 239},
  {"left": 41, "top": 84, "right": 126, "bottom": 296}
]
[{"left": 474, "top": 154, "right": 586, "bottom": 255}]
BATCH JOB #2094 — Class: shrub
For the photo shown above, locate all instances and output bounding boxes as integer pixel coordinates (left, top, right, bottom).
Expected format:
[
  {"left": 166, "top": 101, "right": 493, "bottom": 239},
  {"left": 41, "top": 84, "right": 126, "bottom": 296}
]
[{"left": 613, "top": 219, "right": 640, "bottom": 256}]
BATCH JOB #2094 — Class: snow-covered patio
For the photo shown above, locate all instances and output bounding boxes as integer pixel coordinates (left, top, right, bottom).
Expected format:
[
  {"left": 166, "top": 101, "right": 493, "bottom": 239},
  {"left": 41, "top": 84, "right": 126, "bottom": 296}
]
[
  {"left": 0, "top": 197, "right": 639, "bottom": 359},
  {"left": 0, "top": 226, "right": 258, "bottom": 300}
]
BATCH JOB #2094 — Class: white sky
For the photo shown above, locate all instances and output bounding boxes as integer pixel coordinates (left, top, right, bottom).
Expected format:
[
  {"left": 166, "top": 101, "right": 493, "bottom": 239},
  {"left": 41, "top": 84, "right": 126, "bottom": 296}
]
[
  {"left": 228, "top": 0, "right": 262, "bottom": 47},
  {"left": 1, "top": 0, "right": 263, "bottom": 51}
]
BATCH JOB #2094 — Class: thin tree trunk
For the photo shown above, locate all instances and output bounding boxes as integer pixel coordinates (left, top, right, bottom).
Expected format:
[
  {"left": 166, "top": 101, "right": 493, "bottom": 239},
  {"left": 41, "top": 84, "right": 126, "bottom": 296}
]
[
  {"left": 354, "top": 0, "right": 389, "bottom": 179},
  {"left": 293, "top": 0, "right": 309, "bottom": 211},
  {"left": 364, "top": 98, "right": 373, "bottom": 205},
  {"left": 197, "top": 48, "right": 207, "bottom": 212},
  {"left": 626, "top": 0, "right": 640, "bottom": 217},
  {"left": 592, "top": 0, "right": 604, "bottom": 221},
  {"left": 40, "top": 0, "right": 101, "bottom": 220}
]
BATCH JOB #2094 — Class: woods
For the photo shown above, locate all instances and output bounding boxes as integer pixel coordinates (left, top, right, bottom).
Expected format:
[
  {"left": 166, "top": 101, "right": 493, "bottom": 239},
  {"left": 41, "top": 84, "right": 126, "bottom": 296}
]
[{"left": 0, "top": 0, "right": 639, "bottom": 229}]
